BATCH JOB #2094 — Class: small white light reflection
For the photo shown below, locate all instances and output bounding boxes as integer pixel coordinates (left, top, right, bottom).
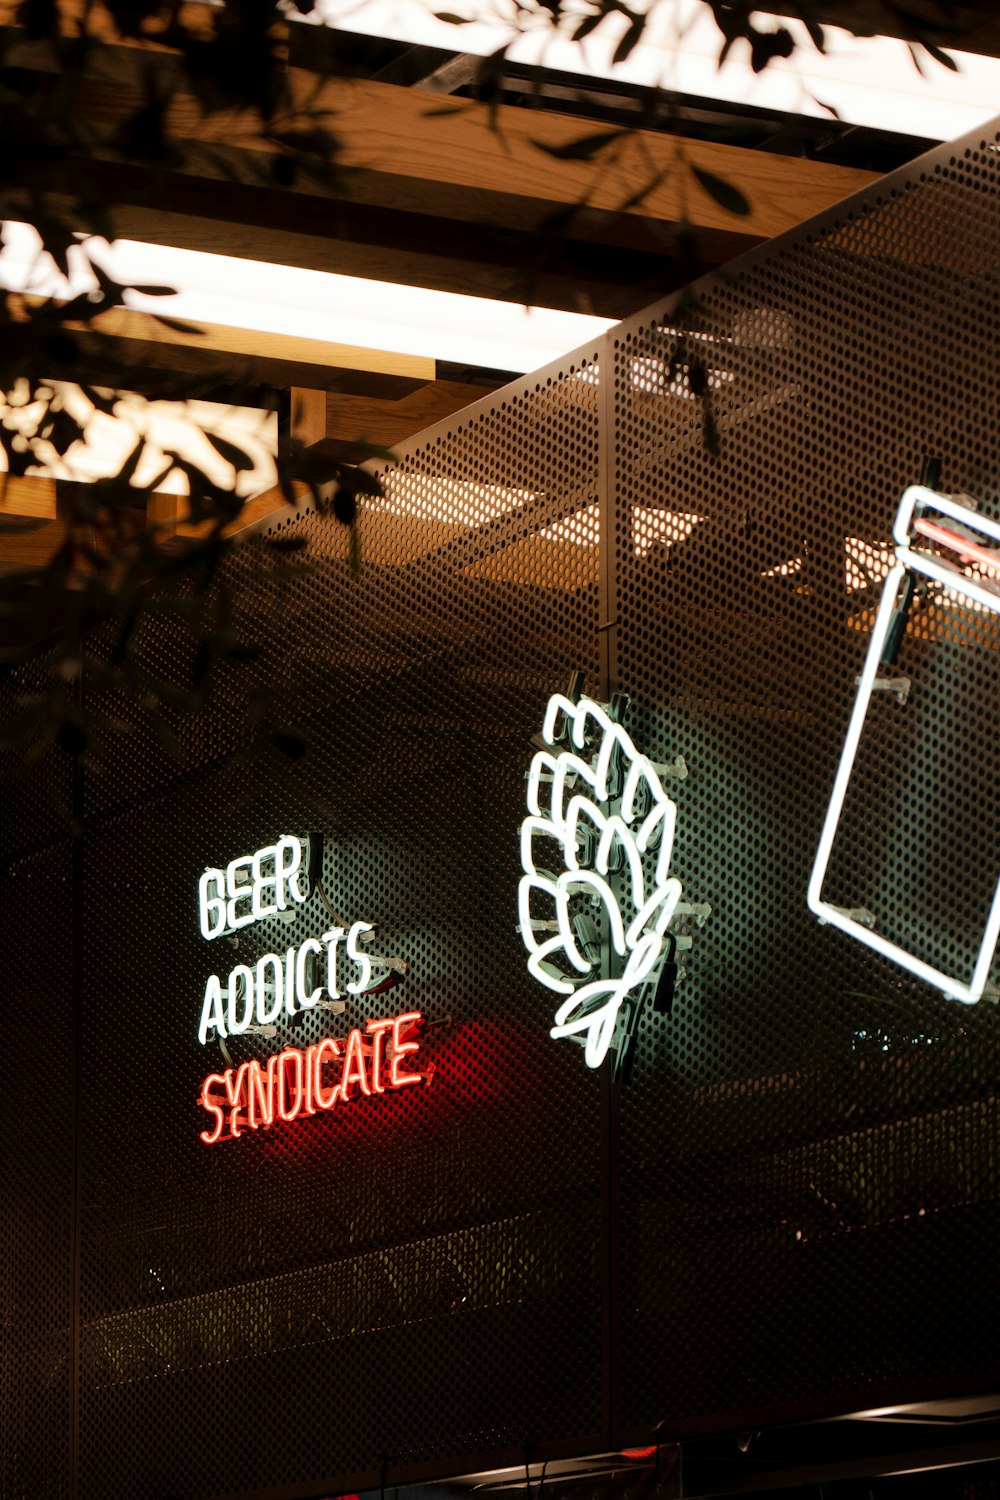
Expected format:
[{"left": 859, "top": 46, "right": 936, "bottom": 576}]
[
  {"left": 761, "top": 556, "right": 803, "bottom": 580},
  {"left": 632, "top": 506, "right": 704, "bottom": 557},
  {"left": 845, "top": 536, "right": 894, "bottom": 592}
]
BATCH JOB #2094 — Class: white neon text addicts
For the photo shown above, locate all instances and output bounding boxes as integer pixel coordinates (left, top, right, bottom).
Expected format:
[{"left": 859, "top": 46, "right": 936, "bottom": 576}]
[{"left": 198, "top": 921, "right": 377, "bottom": 1045}]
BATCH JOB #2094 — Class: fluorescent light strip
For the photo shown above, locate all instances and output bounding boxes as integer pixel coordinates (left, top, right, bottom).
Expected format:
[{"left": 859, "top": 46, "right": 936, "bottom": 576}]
[
  {"left": 0, "top": 223, "right": 614, "bottom": 376},
  {"left": 310, "top": 0, "right": 1000, "bottom": 142},
  {"left": 808, "top": 485, "right": 1000, "bottom": 1003}
]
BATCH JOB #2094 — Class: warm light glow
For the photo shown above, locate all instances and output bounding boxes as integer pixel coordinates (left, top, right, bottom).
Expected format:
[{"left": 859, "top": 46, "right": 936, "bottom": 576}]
[
  {"left": 198, "top": 1014, "right": 428, "bottom": 1142},
  {"left": 519, "top": 691, "right": 683, "bottom": 1067},
  {"left": 538, "top": 507, "right": 600, "bottom": 547},
  {"left": 912, "top": 516, "right": 1000, "bottom": 578},
  {"left": 0, "top": 222, "right": 614, "bottom": 377},
  {"left": 0, "top": 379, "right": 275, "bottom": 498},
  {"left": 374, "top": 478, "right": 537, "bottom": 528},
  {"left": 809, "top": 484, "right": 1000, "bottom": 1003},
  {"left": 633, "top": 507, "right": 704, "bottom": 558},
  {"left": 845, "top": 536, "right": 893, "bottom": 593},
  {"left": 309, "top": 0, "right": 1000, "bottom": 141}
]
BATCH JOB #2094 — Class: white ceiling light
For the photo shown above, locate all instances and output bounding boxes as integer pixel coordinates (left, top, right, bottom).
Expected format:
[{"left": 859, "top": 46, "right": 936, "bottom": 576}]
[
  {"left": 0, "top": 223, "right": 614, "bottom": 377},
  {"left": 310, "top": 0, "right": 1000, "bottom": 143}
]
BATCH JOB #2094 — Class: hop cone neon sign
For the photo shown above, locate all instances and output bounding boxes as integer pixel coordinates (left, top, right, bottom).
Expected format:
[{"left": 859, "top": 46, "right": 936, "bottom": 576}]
[{"left": 518, "top": 690, "right": 683, "bottom": 1069}]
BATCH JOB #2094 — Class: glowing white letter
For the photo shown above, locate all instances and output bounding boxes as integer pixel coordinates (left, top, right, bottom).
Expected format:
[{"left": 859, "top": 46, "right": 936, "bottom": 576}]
[
  {"left": 226, "top": 856, "right": 255, "bottom": 930},
  {"left": 251, "top": 843, "right": 279, "bottom": 921},
  {"left": 198, "top": 974, "right": 228, "bottom": 1045},
  {"left": 346, "top": 921, "right": 375, "bottom": 994},
  {"left": 296, "top": 937, "right": 323, "bottom": 1008},
  {"left": 255, "top": 953, "right": 283, "bottom": 1025},
  {"left": 321, "top": 927, "right": 345, "bottom": 999},
  {"left": 275, "top": 835, "right": 308, "bottom": 910},
  {"left": 199, "top": 869, "right": 227, "bottom": 940}
]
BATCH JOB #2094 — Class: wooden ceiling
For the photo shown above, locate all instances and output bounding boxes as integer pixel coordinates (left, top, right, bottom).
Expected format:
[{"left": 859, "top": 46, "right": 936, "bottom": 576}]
[{"left": 0, "top": 0, "right": 988, "bottom": 558}]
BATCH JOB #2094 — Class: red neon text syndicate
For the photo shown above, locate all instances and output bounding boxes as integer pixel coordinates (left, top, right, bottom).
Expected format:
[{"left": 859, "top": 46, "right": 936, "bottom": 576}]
[{"left": 198, "top": 1011, "right": 425, "bottom": 1144}]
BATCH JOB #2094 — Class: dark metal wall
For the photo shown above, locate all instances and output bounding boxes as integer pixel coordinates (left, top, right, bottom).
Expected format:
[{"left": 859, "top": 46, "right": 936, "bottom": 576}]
[{"left": 5, "top": 117, "right": 1000, "bottom": 1499}]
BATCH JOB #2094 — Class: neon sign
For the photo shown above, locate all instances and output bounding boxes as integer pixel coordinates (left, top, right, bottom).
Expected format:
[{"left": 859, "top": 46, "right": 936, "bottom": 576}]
[
  {"left": 198, "top": 920, "right": 380, "bottom": 1044},
  {"left": 196, "top": 835, "right": 426, "bottom": 1142},
  {"left": 198, "top": 1012, "right": 424, "bottom": 1144},
  {"left": 809, "top": 484, "right": 1000, "bottom": 1002},
  {"left": 518, "top": 690, "right": 683, "bottom": 1069},
  {"left": 198, "top": 834, "right": 312, "bottom": 939}
]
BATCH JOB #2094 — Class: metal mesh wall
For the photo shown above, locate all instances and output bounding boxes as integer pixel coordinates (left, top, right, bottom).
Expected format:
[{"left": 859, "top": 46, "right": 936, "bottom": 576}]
[
  {"left": 72, "top": 353, "right": 608, "bottom": 1497},
  {"left": 7, "top": 118, "right": 1000, "bottom": 1499},
  {"left": 611, "top": 130, "right": 1000, "bottom": 1435},
  {"left": 1, "top": 836, "right": 75, "bottom": 1500}
]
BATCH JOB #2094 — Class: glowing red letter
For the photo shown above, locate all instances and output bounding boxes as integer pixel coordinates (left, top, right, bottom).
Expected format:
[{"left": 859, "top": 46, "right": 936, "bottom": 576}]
[
  {"left": 341, "top": 1027, "right": 371, "bottom": 1100},
  {"left": 390, "top": 1013, "right": 424, "bottom": 1088},
  {"left": 199, "top": 1073, "right": 226, "bottom": 1144}
]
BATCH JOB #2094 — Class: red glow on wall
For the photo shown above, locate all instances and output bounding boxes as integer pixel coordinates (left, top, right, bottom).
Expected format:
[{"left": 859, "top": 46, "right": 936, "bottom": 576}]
[{"left": 199, "top": 1012, "right": 427, "bottom": 1144}]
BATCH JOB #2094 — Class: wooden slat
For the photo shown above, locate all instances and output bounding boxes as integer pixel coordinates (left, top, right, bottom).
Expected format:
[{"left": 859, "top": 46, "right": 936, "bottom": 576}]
[
  {"left": 36, "top": 161, "right": 689, "bottom": 320},
  {"left": 65, "top": 69, "right": 878, "bottom": 246},
  {"left": 174, "top": 488, "right": 297, "bottom": 541},
  {"left": 291, "top": 379, "right": 503, "bottom": 459},
  {"left": 0, "top": 485, "right": 299, "bottom": 572},
  {"left": 54, "top": 317, "right": 432, "bottom": 399},
  {"left": 64, "top": 306, "right": 435, "bottom": 387},
  {"left": 7, "top": 291, "right": 435, "bottom": 396},
  {"left": 4, "top": 40, "right": 879, "bottom": 325},
  {"left": 0, "top": 518, "right": 68, "bottom": 571},
  {"left": 4, "top": 47, "right": 881, "bottom": 324},
  {"left": 0, "top": 475, "right": 57, "bottom": 519}
]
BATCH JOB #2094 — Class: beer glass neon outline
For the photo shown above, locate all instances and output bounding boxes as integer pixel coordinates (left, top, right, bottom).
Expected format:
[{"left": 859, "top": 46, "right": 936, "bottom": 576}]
[{"left": 809, "top": 484, "right": 1000, "bottom": 1003}]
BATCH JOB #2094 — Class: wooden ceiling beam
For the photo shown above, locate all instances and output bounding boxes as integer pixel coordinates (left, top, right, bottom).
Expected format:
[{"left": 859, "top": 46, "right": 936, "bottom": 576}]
[
  {"left": 32, "top": 168, "right": 674, "bottom": 322},
  {"left": 291, "top": 379, "right": 506, "bottom": 462},
  {"left": 4, "top": 39, "right": 879, "bottom": 325},
  {"left": 62, "top": 68, "right": 879, "bottom": 245},
  {"left": 59, "top": 306, "right": 435, "bottom": 396}
]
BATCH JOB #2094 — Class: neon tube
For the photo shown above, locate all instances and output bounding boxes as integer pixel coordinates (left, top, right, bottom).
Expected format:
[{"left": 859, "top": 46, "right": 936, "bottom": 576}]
[
  {"left": 809, "top": 484, "right": 1000, "bottom": 1002},
  {"left": 197, "top": 1013, "right": 427, "bottom": 1143},
  {"left": 307, "top": 0, "right": 1000, "bottom": 142},
  {"left": 519, "top": 691, "right": 683, "bottom": 1067},
  {"left": 913, "top": 517, "right": 1000, "bottom": 576}
]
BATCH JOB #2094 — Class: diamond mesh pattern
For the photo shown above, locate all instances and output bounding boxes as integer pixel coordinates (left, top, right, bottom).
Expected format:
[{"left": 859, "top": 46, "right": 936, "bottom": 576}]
[{"left": 0, "top": 840, "right": 74, "bottom": 1500}]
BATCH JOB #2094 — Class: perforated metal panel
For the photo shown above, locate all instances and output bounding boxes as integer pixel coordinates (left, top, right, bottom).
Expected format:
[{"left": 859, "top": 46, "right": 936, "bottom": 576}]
[
  {"left": 0, "top": 838, "right": 75, "bottom": 1500},
  {"left": 611, "top": 130, "right": 1000, "bottom": 1437},
  {"left": 7, "top": 118, "right": 1000, "bottom": 1499},
  {"left": 69, "top": 351, "right": 607, "bottom": 1499}
]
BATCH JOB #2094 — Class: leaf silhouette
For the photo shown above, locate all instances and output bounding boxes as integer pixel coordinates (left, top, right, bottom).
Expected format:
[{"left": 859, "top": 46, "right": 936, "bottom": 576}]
[{"left": 691, "top": 164, "right": 750, "bottom": 217}]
